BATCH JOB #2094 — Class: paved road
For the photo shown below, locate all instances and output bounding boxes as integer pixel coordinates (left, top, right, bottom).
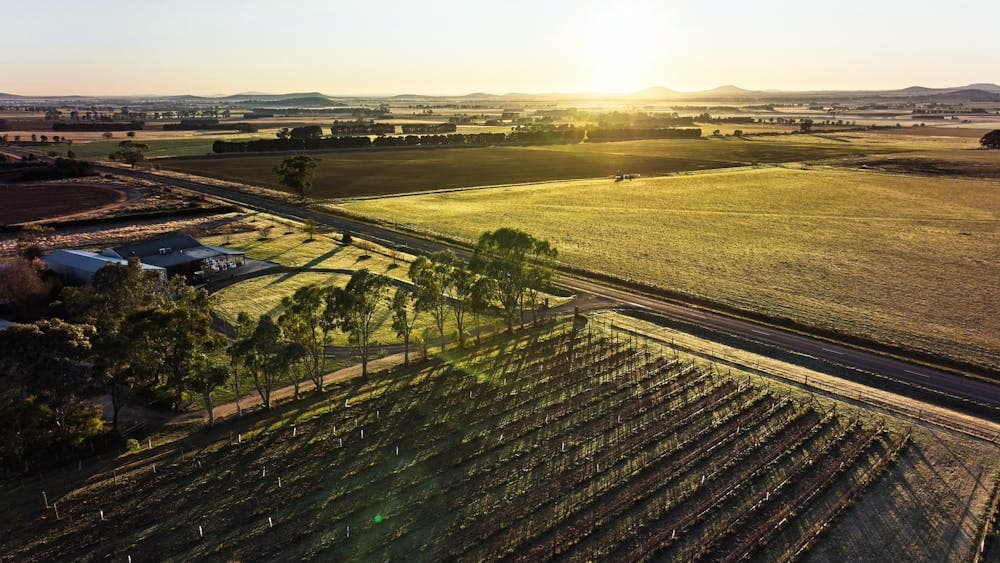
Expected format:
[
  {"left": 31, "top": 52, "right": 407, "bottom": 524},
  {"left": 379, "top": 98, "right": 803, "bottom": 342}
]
[{"left": 6, "top": 148, "right": 997, "bottom": 414}]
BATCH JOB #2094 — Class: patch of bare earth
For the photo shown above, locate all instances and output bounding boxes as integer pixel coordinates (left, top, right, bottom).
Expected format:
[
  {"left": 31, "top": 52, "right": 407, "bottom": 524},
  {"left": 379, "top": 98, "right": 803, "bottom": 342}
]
[{"left": 0, "top": 182, "right": 124, "bottom": 225}]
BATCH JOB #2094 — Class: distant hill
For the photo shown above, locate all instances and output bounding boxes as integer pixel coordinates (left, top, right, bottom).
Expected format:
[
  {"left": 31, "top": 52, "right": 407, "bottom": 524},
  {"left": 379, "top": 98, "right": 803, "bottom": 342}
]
[
  {"left": 218, "top": 91, "right": 332, "bottom": 102},
  {"left": 896, "top": 86, "right": 938, "bottom": 94},
  {"left": 1, "top": 84, "right": 998, "bottom": 104},
  {"left": 964, "top": 83, "right": 1000, "bottom": 94},
  {"left": 458, "top": 92, "right": 503, "bottom": 100},
  {"left": 890, "top": 84, "right": 1000, "bottom": 97},
  {"left": 921, "top": 88, "right": 1000, "bottom": 102},
  {"left": 691, "top": 84, "right": 761, "bottom": 97},
  {"left": 236, "top": 95, "right": 346, "bottom": 107}
]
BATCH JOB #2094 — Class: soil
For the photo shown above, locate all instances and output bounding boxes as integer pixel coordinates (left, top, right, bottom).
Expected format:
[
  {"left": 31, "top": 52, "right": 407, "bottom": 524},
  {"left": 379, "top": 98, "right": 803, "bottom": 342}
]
[{"left": 0, "top": 182, "right": 125, "bottom": 225}]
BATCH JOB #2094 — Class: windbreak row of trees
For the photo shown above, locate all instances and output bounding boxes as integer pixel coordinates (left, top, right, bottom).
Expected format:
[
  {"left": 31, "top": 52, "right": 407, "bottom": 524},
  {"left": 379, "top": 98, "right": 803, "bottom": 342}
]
[
  {"left": 213, "top": 135, "right": 372, "bottom": 153},
  {"left": 227, "top": 228, "right": 559, "bottom": 411},
  {"left": 330, "top": 120, "right": 396, "bottom": 135},
  {"left": 52, "top": 121, "right": 144, "bottom": 132},
  {"left": 594, "top": 111, "right": 696, "bottom": 128},
  {"left": 585, "top": 127, "right": 702, "bottom": 141},
  {"left": 163, "top": 119, "right": 259, "bottom": 132},
  {"left": 228, "top": 269, "right": 394, "bottom": 411},
  {"left": 211, "top": 126, "right": 702, "bottom": 154}
]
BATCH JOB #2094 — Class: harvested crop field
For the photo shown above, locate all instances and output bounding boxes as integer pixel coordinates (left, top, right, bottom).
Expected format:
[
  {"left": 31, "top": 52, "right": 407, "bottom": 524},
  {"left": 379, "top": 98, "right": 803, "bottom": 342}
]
[
  {"left": 337, "top": 167, "right": 1000, "bottom": 371},
  {"left": 857, "top": 149, "right": 1000, "bottom": 179},
  {"left": 161, "top": 137, "right": 893, "bottom": 199},
  {"left": 0, "top": 183, "right": 124, "bottom": 225}
]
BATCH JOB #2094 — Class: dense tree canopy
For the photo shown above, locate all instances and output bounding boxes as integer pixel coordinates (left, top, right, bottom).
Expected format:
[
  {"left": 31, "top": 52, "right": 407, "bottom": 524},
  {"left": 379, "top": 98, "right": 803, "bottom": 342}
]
[
  {"left": 332, "top": 269, "right": 391, "bottom": 379},
  {"left": 109, "top": 140, "right": 148, "bottom": 167},
  {"left": 0, "top": 319, "right": 101, "bottom": 472},
  {"left": 278, "top": 284, "right": 329, "bottom": 392},
  {"left": 409, "top": 254, "right": 451, "bottom": 349},
  {"left": 981, "top": 130, "right": 1000, "bottom": 149},
  {"left": 274, "top": 154, "right": 318, "bottom": 200},
  {"left": 471, "top": 228, "right": 558, "bottom": 332},
  {"left": 390, "top": 286, "right": 420, "bottom": 365}
]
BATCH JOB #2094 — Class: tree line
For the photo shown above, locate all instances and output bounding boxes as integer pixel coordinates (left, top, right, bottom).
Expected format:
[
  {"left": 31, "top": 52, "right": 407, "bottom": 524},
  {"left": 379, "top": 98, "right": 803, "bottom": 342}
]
[
  {"left": 211, "top": 126, "right": 702, "bottom": 154},
  {"left": 0, "top": 227, "right": 556, "bottom": 473},
  {"left": 52, "top": 121, "right": 145, "bottom": 132},
  {"left": 163, "top": 119, "right": 259, "bottom": 132},
  {"left": 331, "top": 120, "right": 397, "bottom": 135},
  {"left": 227, "top": 228, "right": 557, "bottom": 408}
]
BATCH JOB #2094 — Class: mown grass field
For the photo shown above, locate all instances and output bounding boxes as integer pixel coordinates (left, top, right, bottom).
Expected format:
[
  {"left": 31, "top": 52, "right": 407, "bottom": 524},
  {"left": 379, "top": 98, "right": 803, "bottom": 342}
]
[
  {"left": 201, "top": 223, "right": 412, "bottom": 277},
  {"left": 210, "top": 272, "right": 467, "bottom": 347},
  {"left": 7, "top": 319, "right": 986, "bottom": 561},
  {"left": 201, "top": 222, "right": 503, "bottom": 346},
  {"left": 68, "top": 136, "right": 260, "bottom": 160},
  {"left": 336, "top": 167, "right": 1000, "bottom": 371},
  {"left": 160, "top": 137, "right": 895, "bottom": 199}
]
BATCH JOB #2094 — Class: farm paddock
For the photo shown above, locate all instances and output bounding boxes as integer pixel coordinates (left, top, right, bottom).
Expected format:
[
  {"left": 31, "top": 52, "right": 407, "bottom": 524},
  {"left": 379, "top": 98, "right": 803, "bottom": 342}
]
[
  {"left": 0, "top": 183, "right": 124, "bottom": 225},
  {"left": 2, "top": 318, "right": 992, "bottom": 561},
  {"left": 336, "top": 166, "right": 1000, "bottom": 373},
  {"left": 159, "top": 136, "right": 893, "bottom": 200}
]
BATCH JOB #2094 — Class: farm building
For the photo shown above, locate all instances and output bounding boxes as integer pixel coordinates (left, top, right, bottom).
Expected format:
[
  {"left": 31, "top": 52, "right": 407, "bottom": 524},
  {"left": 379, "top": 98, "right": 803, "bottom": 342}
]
[
  {"left": 43, "top": 249, "right": 166, "bottom": 285},
  {"left": 100, "top": 233, "right": 245, "bottom": 278}
]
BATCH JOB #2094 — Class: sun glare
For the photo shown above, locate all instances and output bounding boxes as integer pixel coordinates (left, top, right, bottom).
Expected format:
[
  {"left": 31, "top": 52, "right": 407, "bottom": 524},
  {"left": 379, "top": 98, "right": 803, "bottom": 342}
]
[{"left": 581, "top": 12, "right": 658, "bottom": 93}]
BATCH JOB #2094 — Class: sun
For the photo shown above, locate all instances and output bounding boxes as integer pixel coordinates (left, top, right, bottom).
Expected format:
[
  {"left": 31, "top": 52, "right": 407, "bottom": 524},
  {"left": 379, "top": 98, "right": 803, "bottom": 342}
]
[{"left": 581, "top": 13, "right": 659, "bottom": 93}]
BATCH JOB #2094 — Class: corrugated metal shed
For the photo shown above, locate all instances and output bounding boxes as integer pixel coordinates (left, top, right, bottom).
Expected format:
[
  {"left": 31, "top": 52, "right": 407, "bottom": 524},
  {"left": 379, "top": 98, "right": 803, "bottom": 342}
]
[
  {"left": 105, "top": 234, "right": 202, "bottom": 259},
  {"left": 99, "top": 233, "right": 245, "bottom": 276},
  {"left": 43, "top": 249, "right": 165, "bottom": 284}
]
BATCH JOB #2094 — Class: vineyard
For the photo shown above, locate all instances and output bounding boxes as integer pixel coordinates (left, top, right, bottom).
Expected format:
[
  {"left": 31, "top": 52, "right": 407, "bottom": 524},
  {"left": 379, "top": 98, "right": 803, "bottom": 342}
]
[{"left": 2, "top": 319, "right": 910, "bottom": 561}]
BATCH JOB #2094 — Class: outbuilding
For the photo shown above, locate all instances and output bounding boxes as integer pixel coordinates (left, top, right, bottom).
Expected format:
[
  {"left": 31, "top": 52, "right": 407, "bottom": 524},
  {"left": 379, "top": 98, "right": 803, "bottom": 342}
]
[
  {"left": 100, "top": 233, "right": 245, "bottom": 279},
  {"left": 43, "top": 249, "right": 166, "bottom": 285}
]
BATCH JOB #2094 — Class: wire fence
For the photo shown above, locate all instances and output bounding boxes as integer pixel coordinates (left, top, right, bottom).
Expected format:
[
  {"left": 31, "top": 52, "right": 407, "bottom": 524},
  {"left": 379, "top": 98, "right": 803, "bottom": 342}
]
[{"left": 587, "top": 311, "right": 1000, "bottom": 445}]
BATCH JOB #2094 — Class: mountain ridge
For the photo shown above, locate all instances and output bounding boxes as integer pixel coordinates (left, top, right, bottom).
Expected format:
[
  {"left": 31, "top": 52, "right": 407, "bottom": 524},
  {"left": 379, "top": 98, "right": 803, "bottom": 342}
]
[{"left": 2, "top": 84, "right": 998, "bottom": 102}]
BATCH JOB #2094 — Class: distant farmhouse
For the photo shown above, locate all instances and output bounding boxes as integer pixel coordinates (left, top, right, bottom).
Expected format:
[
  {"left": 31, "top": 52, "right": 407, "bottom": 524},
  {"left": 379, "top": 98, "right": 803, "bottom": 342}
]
[{"left": 44, "top": 233, "right": 245, "bottom": 285}]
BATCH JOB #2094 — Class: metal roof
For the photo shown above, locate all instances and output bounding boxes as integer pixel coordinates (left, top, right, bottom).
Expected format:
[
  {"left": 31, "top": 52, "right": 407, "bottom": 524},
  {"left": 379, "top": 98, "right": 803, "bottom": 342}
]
[
  {"left": 44, "top": 249, "right": 165, "bottom": 273},
  {"left": 102, "top": 233, "right": 244, "bottom": 268},
  {"left": 107, "top": 233, "right": 202, "bottom": 259},
  {"left": 139, "top": 246, "right": 237, "bottom": 268}
]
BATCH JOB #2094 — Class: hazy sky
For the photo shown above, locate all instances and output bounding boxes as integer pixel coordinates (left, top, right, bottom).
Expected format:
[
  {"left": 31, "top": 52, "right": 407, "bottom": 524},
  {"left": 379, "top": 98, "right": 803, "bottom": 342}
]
[{"left": 3, "top": 0, "right": 997, "bottom": 96}]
